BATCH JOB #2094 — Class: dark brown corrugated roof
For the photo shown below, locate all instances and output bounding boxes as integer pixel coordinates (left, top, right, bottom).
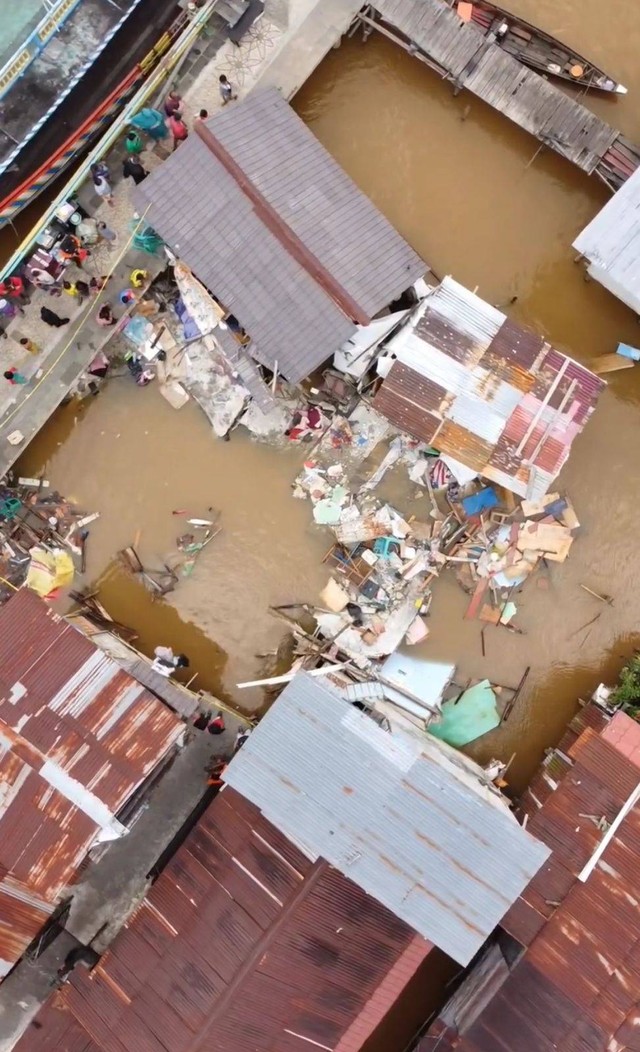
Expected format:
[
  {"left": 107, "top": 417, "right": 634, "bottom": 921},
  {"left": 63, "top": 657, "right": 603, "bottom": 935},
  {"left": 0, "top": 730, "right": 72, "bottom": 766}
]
[
  {"left": 0, "top": 589, "right": 182, "bottom": 978},
  {"left": 373, "top": 360, "right": 444, "bottom": 442},
  {"left": 421, "top": 705, "right": 640, "bottom": 1051},
  {"left": 485, "top": 318, "right": 545, "bottom": 376},
  {"left": 414, "top": 311, "right": 478, "bottom": 365},
  {"left": 17, "top": 789, "right": 432, "bottom": 1052}
]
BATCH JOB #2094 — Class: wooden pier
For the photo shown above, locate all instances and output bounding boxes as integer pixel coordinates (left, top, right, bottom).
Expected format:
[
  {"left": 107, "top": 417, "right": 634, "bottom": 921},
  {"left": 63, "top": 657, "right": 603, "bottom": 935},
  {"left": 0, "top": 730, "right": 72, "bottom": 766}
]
[{"left": 361, "top": 0, "right": 639, "bottom": 190}]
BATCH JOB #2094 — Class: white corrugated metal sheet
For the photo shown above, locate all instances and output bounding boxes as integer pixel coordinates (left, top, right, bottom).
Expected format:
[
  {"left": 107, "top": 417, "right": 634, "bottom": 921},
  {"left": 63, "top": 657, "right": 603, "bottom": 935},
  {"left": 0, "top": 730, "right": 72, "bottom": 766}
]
[
  {"left": 395, "top": 333, "right": 472, "bottom": 393},
  {"left": 380, "top": 652, "right": 455, "bottom": 711},
  {"left": 225, "top": 674, "right": 550, "bottom": 966},
  {"left": 427, "top": 276, "right": 504, "bottom": 347},
  {"left": 448, "top": 392, "right": 505, "bottom": 443},
  {"left": 574, "top": 168, "right": 640, "bottom": 314}
]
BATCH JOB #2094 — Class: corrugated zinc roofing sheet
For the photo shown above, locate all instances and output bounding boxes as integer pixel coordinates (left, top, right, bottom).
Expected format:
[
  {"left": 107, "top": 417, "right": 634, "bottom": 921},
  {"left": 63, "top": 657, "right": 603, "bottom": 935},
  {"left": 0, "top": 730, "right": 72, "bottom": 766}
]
[
  {"left": 16, "top": 789, "right": 428, "bottom": 1052},
  {"left": 224, "top": 674, "right": 549, "bottom": 966},
  {"left": 135, "top": 137, "right": 354, "bottom": 384},
  {"left": 422, "top": 704, "right": 640, "bottom": 1051},
  {"left": 209, "top": 90, "right": 425, "bottom": 318},
  {"left": 0, "top": 589, "right": 183, "bottom": 977},
  {"left": 425, "top": 277, "right": 504, "bottom": 348},
  {"left": 135, "top": 90, "right": 425, "bottom": 384},
  {"left": 377, "top": 278, "right": 603, "bottom": 496}
]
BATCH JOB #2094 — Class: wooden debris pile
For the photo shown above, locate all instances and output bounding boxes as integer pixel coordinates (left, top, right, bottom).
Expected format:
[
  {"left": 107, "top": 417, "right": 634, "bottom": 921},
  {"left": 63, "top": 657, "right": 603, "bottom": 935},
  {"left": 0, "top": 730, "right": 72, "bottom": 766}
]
[
  {"left": 456, "top": 492, "right": 580, "bottom": 631},
  {"left": 118, "top": 510, "right": 222, "bottom": 597},
  {"left": 0, "top": 477, "right": 98, "bottom": 603}
]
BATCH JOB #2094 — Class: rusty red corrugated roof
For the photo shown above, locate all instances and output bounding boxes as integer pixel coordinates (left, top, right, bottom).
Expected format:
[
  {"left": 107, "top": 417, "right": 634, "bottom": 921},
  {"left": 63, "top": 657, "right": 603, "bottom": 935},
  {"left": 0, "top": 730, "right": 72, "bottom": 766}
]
[
  {"left": 435, "top": 419, "right": 496, "bottom": 472},
  {"left": 486, "top": 318, "right": 545, "bottom": 374},
  {"left": 373, "top": 361, "right": 443, "bottom": 443},
  {"left": 415, "top": 311, "right": 480, "bottom": 365},
  {"left": 0, "top": 589, "right": 183, "bottom": 978},
  {"left": 421, "top": 703, "right": 640, "bottom": 1051},
  {"left": 16, "top": 789, "right": 431, "bottom": 1052},
  {"left": 600, "top": 710, "right": 640, "bottom": 767}
]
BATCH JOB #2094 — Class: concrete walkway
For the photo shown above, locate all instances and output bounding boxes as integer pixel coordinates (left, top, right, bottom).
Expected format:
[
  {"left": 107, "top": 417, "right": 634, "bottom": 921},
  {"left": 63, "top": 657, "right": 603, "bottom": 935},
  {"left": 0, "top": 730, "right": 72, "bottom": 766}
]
[{"left": 0, "top": 0, "right": 364, "bottom": 480}]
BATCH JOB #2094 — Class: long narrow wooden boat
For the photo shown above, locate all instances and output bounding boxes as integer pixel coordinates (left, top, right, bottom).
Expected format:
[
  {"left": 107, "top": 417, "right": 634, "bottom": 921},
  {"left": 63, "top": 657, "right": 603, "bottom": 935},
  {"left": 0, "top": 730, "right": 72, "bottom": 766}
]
[
  {"left": 453, "top": 0, "right": 626, "bottom": 94},
  {"left": 0, "top": 1, "right": 185, "bottom": 231}
]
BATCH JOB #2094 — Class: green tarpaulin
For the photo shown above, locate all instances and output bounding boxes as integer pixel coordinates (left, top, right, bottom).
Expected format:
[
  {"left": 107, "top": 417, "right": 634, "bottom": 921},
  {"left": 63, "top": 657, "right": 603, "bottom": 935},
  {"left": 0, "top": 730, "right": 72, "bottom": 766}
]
[{"left": 428, "top": 679, "right": 500, "bottom": 747}]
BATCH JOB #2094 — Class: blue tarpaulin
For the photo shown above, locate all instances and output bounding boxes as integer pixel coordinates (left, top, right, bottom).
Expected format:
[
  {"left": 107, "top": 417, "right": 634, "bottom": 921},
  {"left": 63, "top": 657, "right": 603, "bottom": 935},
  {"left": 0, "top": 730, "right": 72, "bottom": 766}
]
[
  {"left": 617, "top": 342, "right": 640, "bottom": 362},
  {"left": 461, "top": 487, "right": 499, "bottom": 518}
]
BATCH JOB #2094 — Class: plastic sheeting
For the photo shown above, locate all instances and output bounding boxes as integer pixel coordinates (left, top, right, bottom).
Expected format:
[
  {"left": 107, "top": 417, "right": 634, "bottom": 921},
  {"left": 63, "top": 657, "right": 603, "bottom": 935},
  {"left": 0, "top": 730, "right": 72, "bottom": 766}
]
[
  {"left": 26, "top": 547, "right": 74, "bottom": 598},
  {"left": 428, "top": 680, "right": 500, "bottom": 747}
]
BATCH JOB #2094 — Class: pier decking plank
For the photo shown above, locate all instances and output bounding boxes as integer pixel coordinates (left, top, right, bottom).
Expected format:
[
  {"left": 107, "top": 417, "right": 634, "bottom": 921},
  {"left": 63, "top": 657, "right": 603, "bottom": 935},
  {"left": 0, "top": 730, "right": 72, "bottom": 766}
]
[{"left": 374, "top": 0, "right": 618, "bottom": 174}]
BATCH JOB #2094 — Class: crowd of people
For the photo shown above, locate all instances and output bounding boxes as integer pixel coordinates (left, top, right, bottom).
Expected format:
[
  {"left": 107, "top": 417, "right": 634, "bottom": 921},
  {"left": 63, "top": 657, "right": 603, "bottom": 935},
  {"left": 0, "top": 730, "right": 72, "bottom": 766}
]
[{"left": 0, "top": 77, "right": 239, "bottom": 397}]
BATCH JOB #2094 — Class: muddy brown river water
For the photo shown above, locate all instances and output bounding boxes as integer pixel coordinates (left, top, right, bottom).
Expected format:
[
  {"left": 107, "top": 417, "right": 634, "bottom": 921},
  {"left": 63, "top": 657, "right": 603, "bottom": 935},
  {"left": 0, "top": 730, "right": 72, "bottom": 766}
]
[{"left": 10, "top": 0, "right": 640, "bottom": 792}]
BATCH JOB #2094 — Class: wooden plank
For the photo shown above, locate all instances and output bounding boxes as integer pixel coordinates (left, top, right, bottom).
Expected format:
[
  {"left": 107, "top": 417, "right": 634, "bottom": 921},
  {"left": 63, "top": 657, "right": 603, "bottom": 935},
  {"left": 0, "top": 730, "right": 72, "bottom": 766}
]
[
  {"left": 465, "top": 576, "right": 490, "bottom": 620},
  {"left": 375, "top": 0, "right": 625, "bottom": 177}
]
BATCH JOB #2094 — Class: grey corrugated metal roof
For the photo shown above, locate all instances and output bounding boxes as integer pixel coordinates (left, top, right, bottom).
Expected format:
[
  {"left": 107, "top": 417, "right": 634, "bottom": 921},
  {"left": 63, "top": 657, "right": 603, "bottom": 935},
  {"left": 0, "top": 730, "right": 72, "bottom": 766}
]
[
  {"left": 135, "top": 140, "right": 350, "bottom": 383},
  {"left": 210, "top": 90, "right": 425, "bottom": 316},
  {"left": 574, "top": 167, "right": 640, "bottom": 314},
  {"left": 425, "top": 277, "right": 504, "bottom": 349},
  {"left": 224, "top": 674, "right": 550, "bottom": 966},
  {"left": 135, "top": 90, "right": 425, "bottom": 383}
]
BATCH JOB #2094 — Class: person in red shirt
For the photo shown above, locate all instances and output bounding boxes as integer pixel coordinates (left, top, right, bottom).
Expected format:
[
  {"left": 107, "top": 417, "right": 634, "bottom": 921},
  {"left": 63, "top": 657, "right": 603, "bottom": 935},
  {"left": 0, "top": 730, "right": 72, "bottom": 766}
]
[
  {"left": 168, "top": 113, "right": 188, "bottom": 151},
  {"left": 7, "top": 276, "right": 28, "bottom": 302},
  {"left": 207, "top": 712, "right": 225, "bottom": 736},
  {"left": 0, "top": 276, "right": 29, "bottom": 309}
]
